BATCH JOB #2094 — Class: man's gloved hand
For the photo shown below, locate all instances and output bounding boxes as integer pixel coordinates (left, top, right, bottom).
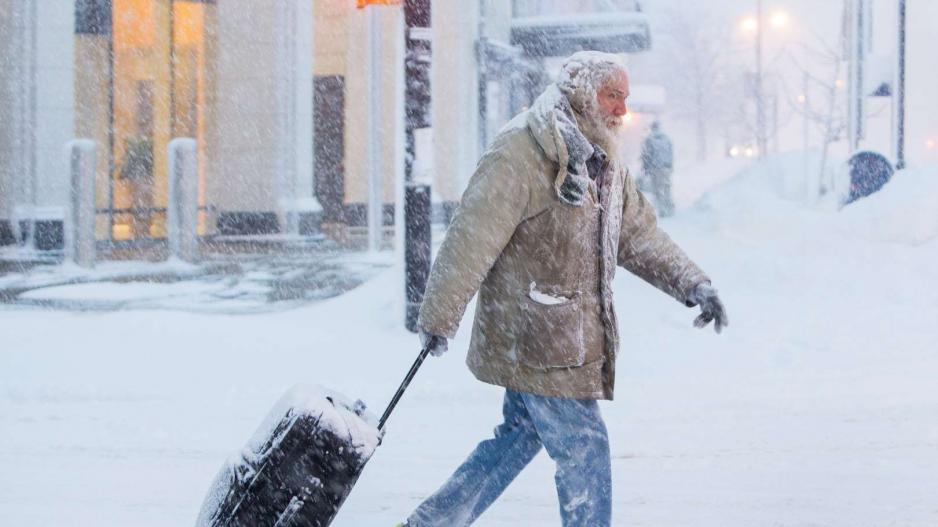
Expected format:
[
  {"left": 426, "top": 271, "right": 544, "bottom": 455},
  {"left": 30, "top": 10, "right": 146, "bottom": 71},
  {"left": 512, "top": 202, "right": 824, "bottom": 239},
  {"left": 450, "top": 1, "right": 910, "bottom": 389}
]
[
  {"left": 688, "top": 283, "right": 728, "bottom": 334},
  {"left": 419, "top": 328, "right": 448, "bottom": 357}
]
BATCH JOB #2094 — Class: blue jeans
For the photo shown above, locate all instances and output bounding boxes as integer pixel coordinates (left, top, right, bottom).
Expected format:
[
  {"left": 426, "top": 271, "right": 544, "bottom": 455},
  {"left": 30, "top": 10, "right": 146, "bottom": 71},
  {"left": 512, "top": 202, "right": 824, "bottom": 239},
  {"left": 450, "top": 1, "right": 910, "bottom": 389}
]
[{"left": 407, "top": 390, "right": 611, "bottom": 527}]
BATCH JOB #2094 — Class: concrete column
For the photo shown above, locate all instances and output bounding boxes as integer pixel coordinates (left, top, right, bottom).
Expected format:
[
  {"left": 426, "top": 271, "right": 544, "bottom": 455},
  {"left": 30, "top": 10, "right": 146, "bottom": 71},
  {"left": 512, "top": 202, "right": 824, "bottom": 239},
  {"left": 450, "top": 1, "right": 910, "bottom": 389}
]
[
  {"left": 167, "top": 138, "right": 199, "bottom": 262},
  {"left": 0, "top": 0, "right": 35, "bottom": 230},
  {"left": 432, "top": 0, "right": 481, "bottom": 202},
  {"left": 0, "top": 2, "right": 14, "bottom": 242},
  {"left": 68, "top": 139, "right": 96, "bottom": 267},
  {"left": 75, "top": 0, "right": 112, "bottom": 241},
  {"left": 212, "top": 1, "right": 317, "bottom": 236},
  {"left": 275, "top": 0, "right": 320, "bottom": 234},
  {"left": 0, "top": 0, "right": 76, "bottom": 246},
  {"left": 33, "top": 0, "right": 77, "bottom": 212},
  {"left": 343, "top": 6, "right": 403, "bottom": 220}
]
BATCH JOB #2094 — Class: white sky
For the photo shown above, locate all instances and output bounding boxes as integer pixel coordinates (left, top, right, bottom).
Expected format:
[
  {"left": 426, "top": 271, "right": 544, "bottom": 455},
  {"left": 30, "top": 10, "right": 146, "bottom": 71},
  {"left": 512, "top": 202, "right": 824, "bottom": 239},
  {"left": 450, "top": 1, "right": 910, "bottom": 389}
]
[{"left": 636, "top": 0, "right": 938, "bottom": 165}]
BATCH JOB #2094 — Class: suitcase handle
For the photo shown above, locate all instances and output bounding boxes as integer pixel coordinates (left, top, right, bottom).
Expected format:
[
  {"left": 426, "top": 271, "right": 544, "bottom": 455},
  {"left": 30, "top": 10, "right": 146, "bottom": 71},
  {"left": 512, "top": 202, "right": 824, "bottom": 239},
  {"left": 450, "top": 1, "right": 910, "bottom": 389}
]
[{"left": 378, "top": 345, "right": 431, "bottom": 431}]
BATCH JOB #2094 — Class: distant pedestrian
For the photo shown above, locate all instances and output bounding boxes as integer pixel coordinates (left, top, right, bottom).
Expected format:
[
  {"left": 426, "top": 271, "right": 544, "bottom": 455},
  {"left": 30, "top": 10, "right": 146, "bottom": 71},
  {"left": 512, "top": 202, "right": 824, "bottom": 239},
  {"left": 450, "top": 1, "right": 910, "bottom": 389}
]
[{"left": 640, "top": 121, "right": 675, "bottom": 217}]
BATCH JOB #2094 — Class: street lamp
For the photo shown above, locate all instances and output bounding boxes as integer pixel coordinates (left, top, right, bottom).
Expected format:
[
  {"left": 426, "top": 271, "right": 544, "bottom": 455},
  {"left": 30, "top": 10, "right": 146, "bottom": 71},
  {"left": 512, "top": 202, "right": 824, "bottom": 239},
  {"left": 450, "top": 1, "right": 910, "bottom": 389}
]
[
  {"left": 769, "top": 11, "right": 789, "bottom": 29},
  {"left": 740, "top": 2, "right": 790, "bottom": 159}
]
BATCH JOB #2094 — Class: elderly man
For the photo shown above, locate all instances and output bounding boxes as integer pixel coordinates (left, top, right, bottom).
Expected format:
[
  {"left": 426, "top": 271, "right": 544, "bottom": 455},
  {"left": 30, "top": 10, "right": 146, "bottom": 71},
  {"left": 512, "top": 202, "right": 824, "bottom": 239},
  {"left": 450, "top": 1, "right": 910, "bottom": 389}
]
[{"left": 400, "top": 51, "right": 727, "bottom": 527}]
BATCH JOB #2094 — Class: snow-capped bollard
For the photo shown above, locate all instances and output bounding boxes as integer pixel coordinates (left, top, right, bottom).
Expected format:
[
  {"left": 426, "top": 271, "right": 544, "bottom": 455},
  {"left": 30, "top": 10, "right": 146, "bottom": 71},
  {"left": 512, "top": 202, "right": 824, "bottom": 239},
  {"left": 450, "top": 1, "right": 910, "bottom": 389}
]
[
  {"left": 68, "top": 139, "right": 96, "bottom": 267},
  {"left": 167, "top": 138, "right": 199, "bottom": 263}
]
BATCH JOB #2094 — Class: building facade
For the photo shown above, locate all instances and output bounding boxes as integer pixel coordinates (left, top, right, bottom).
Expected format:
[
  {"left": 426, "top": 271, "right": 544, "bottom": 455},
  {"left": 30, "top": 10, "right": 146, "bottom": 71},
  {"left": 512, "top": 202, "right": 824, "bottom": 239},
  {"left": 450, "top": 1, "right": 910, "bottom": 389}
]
[{"left": 1, "top": 0, "right": 659, "bottom": 253}]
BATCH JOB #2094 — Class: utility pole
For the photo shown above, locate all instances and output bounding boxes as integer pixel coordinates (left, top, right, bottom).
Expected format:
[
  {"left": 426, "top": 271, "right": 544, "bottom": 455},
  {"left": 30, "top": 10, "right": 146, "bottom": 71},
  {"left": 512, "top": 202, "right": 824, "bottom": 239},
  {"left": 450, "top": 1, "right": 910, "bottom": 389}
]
[
  {"left": 403, "top": 0, "right": 432, "bottom": 332},
  {"left": 895, "top": 0, "right": 907, "bottom": 170},
  {"left": 754, "top": 0, "right": 766, "bottom": 158},
  {"left": 847, "top": 0, "right": 866, "bottom": 153},
  {"left": 365, "top": 5, "right": 384, "bottom": 252},
  {"left": 801, "top": 72, "right": 811, "bottom": 197}
]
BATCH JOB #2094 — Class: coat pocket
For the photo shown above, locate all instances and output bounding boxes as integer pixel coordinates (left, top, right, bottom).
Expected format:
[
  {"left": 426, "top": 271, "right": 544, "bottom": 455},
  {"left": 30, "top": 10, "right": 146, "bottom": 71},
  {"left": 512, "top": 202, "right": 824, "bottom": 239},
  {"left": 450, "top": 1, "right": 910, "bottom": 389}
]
[{"left": 517, "top": 287, "right": 585, "bottom": 369}]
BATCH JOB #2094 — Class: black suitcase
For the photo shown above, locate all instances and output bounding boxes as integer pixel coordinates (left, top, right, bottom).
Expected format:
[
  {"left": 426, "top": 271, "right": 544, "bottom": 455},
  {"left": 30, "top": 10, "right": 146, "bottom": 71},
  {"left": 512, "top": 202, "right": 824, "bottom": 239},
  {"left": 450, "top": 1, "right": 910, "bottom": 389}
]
[{"left": 196, "top": 347, "right": 430, "bottom": 527}]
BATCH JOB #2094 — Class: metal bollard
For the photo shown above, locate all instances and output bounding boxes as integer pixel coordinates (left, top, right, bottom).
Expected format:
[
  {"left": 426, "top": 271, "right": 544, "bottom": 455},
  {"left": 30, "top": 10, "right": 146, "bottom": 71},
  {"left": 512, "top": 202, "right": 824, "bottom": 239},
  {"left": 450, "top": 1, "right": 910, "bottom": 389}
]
[
  {"left": 404, "top": 182, "right": 432, "bottom": 332},
  {"left": 167, "top": 138, "right": 199, "bottom": 262},
  {"left": 68, "top": 139, "right": 96, "bottom": 267}
]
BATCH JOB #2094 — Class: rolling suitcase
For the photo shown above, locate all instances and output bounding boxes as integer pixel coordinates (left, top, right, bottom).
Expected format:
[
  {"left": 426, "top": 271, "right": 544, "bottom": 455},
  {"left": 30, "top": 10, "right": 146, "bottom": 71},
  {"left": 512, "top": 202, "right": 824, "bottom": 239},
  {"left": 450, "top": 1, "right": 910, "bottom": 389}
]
[{"left": 196, "top": 346, "right": 431, "bottom": 527}]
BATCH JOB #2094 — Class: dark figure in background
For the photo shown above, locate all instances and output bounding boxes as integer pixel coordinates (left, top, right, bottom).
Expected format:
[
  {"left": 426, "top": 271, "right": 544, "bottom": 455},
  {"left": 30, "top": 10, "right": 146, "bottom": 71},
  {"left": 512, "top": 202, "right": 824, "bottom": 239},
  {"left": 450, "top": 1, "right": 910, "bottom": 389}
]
[
  {"left": 844, "top": 151, "right": 894, "bottom": 205},
  {"left": 640, "top": 121, "right": 675, "bottom": 217}
]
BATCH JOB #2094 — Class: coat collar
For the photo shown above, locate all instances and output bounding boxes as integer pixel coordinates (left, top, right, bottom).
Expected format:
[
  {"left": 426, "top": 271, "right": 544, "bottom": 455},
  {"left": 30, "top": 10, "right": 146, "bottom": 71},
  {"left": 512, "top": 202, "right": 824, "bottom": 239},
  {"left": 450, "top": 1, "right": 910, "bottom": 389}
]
[
  {"left": 526, "top": 84, "right": 623, "bottom": 204},
  {"left": 526, "top": 84, "right": 585, "bottom": 202}
]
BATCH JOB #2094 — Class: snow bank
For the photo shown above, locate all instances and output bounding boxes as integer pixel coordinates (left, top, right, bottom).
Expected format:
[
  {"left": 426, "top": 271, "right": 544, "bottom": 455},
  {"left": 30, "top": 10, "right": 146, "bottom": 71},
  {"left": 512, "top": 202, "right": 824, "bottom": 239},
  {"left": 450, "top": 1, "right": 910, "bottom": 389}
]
[
  {"left": 682, "top": 152, "right": 938, "bottom": 249},
  {"left": 687, "top": 156, "right": 814, "bottom": 242},
  {"left": 671, "top": 150, "right": 850, "bottom": 212},
  {"left": 837, "top": 167, "right": 938, "bottom": 245},
  {"left": 670, "top": 157, "right": 753, "bottom": 210},
  {"left": 671, "top": 154, "right": 935, "bottom": 254}
]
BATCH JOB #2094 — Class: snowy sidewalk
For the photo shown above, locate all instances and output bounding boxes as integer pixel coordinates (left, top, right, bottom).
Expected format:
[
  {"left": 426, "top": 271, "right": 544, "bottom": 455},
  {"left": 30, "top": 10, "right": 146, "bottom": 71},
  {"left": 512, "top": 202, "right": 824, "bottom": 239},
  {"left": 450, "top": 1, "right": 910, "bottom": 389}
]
[
  {"left": 0, "top": 246, "right": 391, "bottom": 313},
  {"left": 2, "top": 162, "right": 937, "bottom": 526}
]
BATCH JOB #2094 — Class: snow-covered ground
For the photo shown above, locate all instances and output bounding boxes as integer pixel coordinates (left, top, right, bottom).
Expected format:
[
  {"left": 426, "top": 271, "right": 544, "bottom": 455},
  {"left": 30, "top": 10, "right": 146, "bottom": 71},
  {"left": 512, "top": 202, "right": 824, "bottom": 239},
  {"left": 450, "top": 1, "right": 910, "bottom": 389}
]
[{"left": 2, "top": 157, "right": 937, "bottom": 526}]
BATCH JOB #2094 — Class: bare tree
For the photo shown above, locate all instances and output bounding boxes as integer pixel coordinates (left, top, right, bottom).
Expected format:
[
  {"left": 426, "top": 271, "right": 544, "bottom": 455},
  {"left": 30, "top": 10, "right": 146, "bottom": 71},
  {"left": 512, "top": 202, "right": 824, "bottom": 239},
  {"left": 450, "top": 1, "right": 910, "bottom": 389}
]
[
  {"left": 652, "top": 1, "right": 741, "bottom": 161},
  {"left": 784, "top": 34, "right": 848, "bottom": 196}
]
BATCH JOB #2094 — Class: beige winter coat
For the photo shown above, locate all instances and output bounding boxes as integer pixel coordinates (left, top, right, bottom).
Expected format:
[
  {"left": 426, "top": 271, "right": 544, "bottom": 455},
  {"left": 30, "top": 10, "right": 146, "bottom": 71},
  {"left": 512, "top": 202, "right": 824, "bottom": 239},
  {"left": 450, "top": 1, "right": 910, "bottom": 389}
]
[{"left": 418, "top": 87, "right": 709, "bottom": 400}]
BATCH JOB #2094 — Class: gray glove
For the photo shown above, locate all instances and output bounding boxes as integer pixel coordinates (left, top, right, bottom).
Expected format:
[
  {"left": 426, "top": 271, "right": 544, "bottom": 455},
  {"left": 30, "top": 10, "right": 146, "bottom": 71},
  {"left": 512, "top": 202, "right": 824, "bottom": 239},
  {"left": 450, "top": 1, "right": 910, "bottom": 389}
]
[
  {"left": 558, "top": 173, "right": 591, "bottom": 205},
  {"left": 556, "top": 108, "right": 594, "bottom": 206},
  {"left": 688, "top": 283, "right": 728, "bottom": 334},
  {"left": 559, "top": 146, "right": 609, "bottom": 206},
  {"left": 419, "top": 328, "right": 448, "bottom": 357}
]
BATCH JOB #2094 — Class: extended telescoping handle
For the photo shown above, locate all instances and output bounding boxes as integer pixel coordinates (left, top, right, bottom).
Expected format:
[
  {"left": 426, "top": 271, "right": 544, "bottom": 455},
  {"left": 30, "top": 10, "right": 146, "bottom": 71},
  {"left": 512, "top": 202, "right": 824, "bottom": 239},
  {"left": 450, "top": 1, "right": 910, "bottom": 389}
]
[{"left": 378, "top": 345, "right": 432, "bottom": 431}]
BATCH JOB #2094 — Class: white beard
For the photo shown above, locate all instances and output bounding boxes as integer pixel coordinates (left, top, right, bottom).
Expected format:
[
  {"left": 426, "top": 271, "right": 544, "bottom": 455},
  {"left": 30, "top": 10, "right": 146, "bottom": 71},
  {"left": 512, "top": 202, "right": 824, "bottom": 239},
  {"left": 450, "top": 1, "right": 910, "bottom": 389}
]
[{"left": 575, "top": 108, "right": 623, "bottom": 159}]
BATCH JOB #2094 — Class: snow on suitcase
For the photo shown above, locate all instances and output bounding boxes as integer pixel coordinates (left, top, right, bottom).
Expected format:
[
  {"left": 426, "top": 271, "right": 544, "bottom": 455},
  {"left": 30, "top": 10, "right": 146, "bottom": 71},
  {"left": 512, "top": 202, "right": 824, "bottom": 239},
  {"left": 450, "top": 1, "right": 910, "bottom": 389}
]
[
  {"left": 195, "top": 385, "right": 381, "bottom": 527},
  {"left": 196, "top": 346, "right": 430, "bottom": 526}
]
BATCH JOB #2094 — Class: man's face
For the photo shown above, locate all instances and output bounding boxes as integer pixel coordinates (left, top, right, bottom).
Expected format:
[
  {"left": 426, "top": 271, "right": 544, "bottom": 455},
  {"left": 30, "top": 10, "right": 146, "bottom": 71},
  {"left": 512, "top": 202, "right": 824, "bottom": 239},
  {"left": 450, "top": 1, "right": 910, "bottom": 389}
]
[{"left": 595, "top": 69, "right": 630, "bottom": 132}]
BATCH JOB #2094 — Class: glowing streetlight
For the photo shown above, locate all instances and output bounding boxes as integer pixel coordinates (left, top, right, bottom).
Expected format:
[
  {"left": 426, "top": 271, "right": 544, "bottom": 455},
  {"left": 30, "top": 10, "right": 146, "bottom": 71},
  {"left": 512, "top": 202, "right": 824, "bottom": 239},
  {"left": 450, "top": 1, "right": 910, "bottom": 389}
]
[
  {"left": 926, "top": 139, "right": 937, "bottom": 150},
  {"left": 769, "top": 11, "right": 789, "bottom": 29},
  {"left": 796, "top": 94, "right": 807, "bottom": 104},
  {"left": 741, "top": 10, "right": 790, "bottom": 34},
  {"left": 739, "top": 4, "right": 790, "bottom": 159}
]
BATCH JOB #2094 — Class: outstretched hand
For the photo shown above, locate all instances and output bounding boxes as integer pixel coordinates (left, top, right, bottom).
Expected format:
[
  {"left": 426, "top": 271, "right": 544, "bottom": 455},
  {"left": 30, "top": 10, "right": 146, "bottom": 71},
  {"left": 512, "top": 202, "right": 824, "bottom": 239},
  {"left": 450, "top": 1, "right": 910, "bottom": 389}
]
[{"left": 689, "top": 283, "right": 728, "bottom": 334}]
